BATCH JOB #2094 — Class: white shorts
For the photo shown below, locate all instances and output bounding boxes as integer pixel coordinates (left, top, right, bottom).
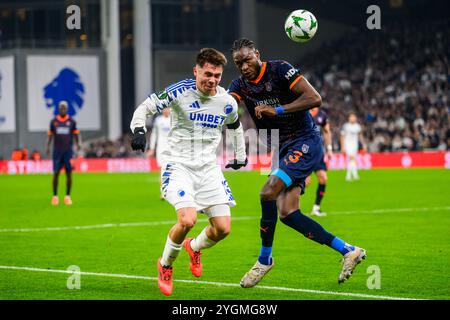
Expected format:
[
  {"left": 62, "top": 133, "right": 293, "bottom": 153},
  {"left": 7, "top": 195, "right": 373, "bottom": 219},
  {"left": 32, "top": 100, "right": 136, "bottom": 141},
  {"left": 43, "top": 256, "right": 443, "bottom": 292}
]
[
  {"left": 345, "top": 144, "right": 358, "bottom": 157},
  {"left": 160, "top": 162, "right": 236, "bottom": 217}
]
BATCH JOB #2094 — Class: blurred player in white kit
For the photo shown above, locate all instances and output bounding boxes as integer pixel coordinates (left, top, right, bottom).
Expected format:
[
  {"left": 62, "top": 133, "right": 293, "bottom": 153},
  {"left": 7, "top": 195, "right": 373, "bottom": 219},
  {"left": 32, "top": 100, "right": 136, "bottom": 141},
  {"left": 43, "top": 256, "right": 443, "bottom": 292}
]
[
  {"left": 340, "top": 113, "right": 366, "bottom": 181},
  {"left": 148, "top": 108, "right": 171, "bottom": 199},
  {"left": 130, "top": 48, "right": 247, "bottom": 296}
]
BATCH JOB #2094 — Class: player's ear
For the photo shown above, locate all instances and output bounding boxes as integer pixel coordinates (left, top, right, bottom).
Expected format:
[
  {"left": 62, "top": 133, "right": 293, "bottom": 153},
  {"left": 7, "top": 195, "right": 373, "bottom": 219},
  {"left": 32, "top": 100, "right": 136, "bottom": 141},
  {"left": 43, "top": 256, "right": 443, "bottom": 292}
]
[
  {"left": 193, "top": 66, "right": 198, "bottom": 77},
  {"left": 255, "top": 49, "right": 260, "bottom": 60}
]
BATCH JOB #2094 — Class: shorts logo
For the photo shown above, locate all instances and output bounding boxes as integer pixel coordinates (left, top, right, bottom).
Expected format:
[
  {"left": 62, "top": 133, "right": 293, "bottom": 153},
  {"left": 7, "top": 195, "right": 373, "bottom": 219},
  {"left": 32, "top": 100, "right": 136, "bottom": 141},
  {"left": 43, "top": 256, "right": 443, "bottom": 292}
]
[
  {"left": 301, "top": 144, "right": 309, "bottom": 154},
  {"left": 224, "top": 104, "right": 233, "bottom": 114},
  {"left": 177, "top": 190, "right": 185, "bottom": 197}
]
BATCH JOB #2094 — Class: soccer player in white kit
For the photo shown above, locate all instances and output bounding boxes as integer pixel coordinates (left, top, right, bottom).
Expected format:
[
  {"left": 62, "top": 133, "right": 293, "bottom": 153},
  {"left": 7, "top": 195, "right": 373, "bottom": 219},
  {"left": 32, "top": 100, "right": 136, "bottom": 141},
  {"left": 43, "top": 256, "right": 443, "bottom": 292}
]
[
  {"left": 130, "top": 48, "right": 247, "bottom": 296},
  {"left": 148, "top": 108, "right": 171, "bottom": 167},
  {"left": 340, "top": 113, "right": 366, "bottom": 181},
  {"left": 148, "top": 108, "right": 171, "bottom": 199}
]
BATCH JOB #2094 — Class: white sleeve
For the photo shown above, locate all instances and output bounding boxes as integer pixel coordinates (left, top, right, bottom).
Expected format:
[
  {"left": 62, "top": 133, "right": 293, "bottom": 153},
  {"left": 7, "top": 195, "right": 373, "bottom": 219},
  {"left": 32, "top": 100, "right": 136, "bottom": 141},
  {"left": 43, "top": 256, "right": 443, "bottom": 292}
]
[
  {"left": 130, "top": 89, "right": 175, "bottom": 133},
  {"left": 224, "top": 99, "right": 239, "bottom": 125},
  {"left": 149, "top": 118, "right": 158, "bottom": 150},
  {"left": 226, "top": 123, "right": 246, "bottom": 162},
  {"left": 225, "top": 99, "right": 246, "bottom": 162}
]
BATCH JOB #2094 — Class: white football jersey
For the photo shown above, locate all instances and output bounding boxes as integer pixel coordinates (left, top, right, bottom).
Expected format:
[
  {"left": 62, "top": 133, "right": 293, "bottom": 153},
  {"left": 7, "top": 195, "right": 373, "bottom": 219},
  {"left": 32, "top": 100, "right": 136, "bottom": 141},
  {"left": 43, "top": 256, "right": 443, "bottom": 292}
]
[
  {"left": 149, "top": 115, "right": 171, "bottom": 163},
  {"left": 341, "top": 122, "right": 361, "bottom": 148},
  {"left": 131, "top": 79, "right": 238, "bottom": 168}
]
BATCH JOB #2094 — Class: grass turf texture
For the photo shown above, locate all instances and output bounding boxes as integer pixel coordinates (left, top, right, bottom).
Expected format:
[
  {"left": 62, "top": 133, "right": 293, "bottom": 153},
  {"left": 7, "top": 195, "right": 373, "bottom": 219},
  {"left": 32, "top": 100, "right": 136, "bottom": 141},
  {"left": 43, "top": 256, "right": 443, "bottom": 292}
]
[{"left": 0, "top": 169, "right": 449, "bottom": 300}]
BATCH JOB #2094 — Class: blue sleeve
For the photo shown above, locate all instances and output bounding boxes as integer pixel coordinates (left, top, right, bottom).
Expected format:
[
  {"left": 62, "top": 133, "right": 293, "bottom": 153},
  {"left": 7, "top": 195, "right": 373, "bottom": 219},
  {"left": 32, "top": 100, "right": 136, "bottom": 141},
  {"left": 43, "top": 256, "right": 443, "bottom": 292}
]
[
  {"left": 276, "top": 61, "right": 302, "bottom": 90},
  {"left": 227, "top": 79, "right": 243, "bottom": 103}
]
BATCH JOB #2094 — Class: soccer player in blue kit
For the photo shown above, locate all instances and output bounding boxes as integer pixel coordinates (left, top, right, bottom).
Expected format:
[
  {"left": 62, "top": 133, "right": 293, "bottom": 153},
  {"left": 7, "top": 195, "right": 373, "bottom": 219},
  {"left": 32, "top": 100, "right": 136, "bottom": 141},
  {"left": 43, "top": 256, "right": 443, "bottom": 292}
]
[
  {"left": 228, "top": 39, "right": 366, "bottom": 287},
  {"left": 306, "top": 107, "right": 333, "bottom": 217},
  {"left": 45, "top": 101, "right": 80, "bottom": 206}
]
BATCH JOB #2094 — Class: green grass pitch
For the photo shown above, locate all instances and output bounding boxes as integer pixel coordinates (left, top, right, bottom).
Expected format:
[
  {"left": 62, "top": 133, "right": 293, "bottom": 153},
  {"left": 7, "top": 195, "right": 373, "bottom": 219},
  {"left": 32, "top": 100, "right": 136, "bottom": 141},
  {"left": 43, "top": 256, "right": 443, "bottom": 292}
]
[{"left": 0, "top": 169, "right": 449, "bottom": 300}]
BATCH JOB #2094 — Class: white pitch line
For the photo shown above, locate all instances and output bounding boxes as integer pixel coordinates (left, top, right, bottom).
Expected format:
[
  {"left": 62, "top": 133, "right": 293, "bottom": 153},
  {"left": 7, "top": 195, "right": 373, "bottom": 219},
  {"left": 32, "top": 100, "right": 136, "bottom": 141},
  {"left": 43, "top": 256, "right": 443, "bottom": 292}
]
[
  {"left": 0, "top": 265, "right": 423, "bottom": 300},
  {"left": 0, "top": 206, "right": 449, "bottom": 234},
  {"left": 0, "top": 216, "right": 255, "bottom": 233},
  {"left": 328, "top": 206, "right": 450, "bottom": 216}
]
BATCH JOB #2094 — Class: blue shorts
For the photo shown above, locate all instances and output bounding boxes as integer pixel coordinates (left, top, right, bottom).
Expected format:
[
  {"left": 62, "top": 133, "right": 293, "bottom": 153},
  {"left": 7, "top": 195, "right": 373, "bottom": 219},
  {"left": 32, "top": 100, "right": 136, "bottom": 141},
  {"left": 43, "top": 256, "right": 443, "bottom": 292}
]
[
  {"left": 53, "top": 150, "right": 73, "bottom": 173},
  {"left": 313, "top": 152, "right": 327, "bottom": 172},
  {"left": 271, "top": 134, "right": 324, "bottom": 194}
]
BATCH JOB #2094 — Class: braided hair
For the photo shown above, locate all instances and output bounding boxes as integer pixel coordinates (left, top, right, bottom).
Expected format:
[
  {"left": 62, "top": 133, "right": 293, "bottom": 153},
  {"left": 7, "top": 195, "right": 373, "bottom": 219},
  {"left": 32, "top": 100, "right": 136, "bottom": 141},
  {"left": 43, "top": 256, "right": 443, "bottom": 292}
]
[{"left": 230, "top": 38, "right": 256, "bottom": 53}]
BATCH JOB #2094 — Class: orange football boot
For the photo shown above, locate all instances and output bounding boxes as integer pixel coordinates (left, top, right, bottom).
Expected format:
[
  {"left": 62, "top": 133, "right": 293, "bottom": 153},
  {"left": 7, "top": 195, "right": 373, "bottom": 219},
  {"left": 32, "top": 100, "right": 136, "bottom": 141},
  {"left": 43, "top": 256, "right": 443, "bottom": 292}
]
[
  {"left": 157, "top": 258, "right": 173, "bottom": 296},
  {"left": 64, "top": 195, "right": 72, "bottom": 205},
  {"left": 184, "top": 238, "right": 202, "bottom": 278},
  {"left": 51, "top": 196, "right": 59, "bottom": 206}
]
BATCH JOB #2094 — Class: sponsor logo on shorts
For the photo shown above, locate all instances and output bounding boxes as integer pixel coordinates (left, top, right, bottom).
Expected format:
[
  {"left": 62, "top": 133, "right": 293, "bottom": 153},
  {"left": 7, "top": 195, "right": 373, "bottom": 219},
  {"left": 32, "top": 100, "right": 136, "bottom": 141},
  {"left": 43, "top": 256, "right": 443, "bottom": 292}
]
[{"left": 177, "top": 190, "right": 185, "bottom": 197}]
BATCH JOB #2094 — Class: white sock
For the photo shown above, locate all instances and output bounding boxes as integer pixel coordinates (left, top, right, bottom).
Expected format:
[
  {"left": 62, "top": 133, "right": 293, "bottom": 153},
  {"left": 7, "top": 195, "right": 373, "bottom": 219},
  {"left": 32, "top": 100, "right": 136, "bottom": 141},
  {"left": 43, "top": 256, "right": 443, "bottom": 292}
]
[
  {"left": 160, "top": 236, "right": 182, "bottom": 267},
  {"left": 190, "top": 227, "right": 216, "bottom": 252},
  {"left": 350, "top": 159, "right": 359, "bottom": 179},
  {"left": 346, "top": 164, "right": 352, "bottom": 180}
]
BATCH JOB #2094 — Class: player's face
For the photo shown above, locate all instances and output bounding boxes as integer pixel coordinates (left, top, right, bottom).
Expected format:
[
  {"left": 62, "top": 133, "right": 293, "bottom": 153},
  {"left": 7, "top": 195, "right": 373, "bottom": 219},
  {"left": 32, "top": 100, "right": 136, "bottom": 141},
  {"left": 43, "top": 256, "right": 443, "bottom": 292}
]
[
  {"left": 232, "top": 47, "right": 261, "bottom": 81},
  {"left": 194, "top": 62, "right": 223, "bottom": 96},
  {"left": 58, "top": 104, "right": 68, "bottom": 116},
  {"left": 349, "top": 114, "right": 357, "bottom": 123},
  {"left": 162, "top": 108, "right": 170, "bottom": 117}
]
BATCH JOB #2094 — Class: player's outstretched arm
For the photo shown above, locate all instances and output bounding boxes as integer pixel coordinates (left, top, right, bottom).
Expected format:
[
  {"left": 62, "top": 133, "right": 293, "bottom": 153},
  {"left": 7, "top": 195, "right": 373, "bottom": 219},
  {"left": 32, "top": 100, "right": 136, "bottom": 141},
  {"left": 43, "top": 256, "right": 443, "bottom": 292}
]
[
  {"left": 253, "top": 76, "right": 322, "bottom": 118},
  {"left": 282, "top": 76, "right": 322, "bottom": 113},
  {"left": 130, "top": 94, "right": 170, "bottom": 152},
  {"left": 225, "top": 121, "right": 247, "bottom": 170}
]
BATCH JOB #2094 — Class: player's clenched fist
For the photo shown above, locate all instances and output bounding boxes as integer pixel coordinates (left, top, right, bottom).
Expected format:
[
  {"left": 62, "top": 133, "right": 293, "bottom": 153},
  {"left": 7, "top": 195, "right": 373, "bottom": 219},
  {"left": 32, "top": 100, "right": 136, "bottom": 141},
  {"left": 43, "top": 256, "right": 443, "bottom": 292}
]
[{"left": 131, "top": 127, "right": 146, "bottom": 152}]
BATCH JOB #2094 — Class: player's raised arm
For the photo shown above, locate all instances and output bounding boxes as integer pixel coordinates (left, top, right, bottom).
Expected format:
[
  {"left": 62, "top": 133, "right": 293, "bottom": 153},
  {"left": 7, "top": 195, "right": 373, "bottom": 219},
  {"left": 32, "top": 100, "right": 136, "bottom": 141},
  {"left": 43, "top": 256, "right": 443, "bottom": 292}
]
[
  {"left": 281, "top": 76, "right": 322, "bottom": 113},
  {"left": 130, "top": 89, "right": 174, "bottom": 152}
]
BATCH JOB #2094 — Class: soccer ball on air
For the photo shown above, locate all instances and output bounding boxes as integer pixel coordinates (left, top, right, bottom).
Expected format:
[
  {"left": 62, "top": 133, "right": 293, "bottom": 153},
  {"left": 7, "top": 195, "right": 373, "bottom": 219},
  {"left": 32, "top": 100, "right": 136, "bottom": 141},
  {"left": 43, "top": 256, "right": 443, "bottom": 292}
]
[{"left": 284, "top": 9, "right": 318, "bottom": 43}]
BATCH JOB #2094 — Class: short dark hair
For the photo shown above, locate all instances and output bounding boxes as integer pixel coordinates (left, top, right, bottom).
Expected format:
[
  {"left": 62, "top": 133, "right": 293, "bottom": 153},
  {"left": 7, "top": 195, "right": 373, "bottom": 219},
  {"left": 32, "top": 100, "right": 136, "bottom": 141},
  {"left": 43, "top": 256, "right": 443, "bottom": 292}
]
[
  {"left": 231, "top": 38, "right": 256, "bottom": 53},
  {"left": 196, "top": 48, "right": 227, "bottom": 67}
]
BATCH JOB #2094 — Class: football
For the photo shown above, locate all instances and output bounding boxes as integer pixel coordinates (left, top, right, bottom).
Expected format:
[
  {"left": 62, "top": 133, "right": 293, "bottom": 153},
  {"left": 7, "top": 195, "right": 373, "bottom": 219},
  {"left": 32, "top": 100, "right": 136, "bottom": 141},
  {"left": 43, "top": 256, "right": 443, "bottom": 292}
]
[{"left": 284, "top": 9, "right": 318, "bottom": 43}]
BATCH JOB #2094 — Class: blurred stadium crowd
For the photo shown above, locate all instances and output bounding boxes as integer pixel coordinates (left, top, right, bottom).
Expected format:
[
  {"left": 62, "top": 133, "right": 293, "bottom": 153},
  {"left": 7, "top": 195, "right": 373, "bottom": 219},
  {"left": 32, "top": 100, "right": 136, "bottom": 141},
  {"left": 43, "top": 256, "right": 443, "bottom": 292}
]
[
  {"left": 302, "top": 20, "right": 449, "bottom": 152},
  {"left": 81, "top": 20, "right": 449, "bottom": 158},
  {"left": 11, "top": 20, "right": 447, "bottom": 160}
]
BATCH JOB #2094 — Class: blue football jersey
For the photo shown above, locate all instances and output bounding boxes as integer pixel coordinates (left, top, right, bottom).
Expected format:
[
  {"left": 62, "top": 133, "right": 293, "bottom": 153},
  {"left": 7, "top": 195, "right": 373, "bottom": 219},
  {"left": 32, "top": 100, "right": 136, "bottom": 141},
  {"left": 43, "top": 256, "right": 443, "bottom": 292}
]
[
  {"left": 312, "top": 108, "right": 328, "bottom": 129},
  {"left": 229, "top": 60, "right": 319, "bottom": 146}
]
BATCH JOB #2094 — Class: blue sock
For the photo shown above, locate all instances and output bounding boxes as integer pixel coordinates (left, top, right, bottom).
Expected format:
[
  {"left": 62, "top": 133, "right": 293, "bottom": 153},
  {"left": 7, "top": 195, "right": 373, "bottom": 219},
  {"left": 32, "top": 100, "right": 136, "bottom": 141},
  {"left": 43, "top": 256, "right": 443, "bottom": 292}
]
[
  {"left": 258, "top": 200, "right": 278, "bottom": 265},
  {"left": 280, "top": 209, "right": 335, "bottom": 245},
  {"left": 331, "top": 237, "right": 355, "bottom": 256},
  {"left": 258, "top": 246, "right": 273, "bottom": 265}
]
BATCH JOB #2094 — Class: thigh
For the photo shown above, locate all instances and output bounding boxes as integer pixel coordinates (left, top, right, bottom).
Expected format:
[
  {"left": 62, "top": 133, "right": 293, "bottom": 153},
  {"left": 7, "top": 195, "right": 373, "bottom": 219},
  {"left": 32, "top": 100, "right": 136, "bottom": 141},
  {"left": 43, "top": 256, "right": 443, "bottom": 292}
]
[
  {"left": 63, "top": 151, "right": 73, "bottom": 173},
  {"left": 53, "top": 151, "right": 63, "bottom": 173},
  {"left": 208, "top": 215, "right": 231, "bottom": 230},
  {"left": 277, "top": 186, "right": 302, "bottom": 217}
]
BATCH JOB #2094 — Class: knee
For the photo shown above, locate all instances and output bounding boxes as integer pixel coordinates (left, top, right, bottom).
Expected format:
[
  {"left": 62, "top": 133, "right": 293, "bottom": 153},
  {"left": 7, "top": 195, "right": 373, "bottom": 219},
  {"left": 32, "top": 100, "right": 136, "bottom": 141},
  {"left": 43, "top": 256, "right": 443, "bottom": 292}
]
[
  {"left": 214, "top": 224, "right": 231, "bottom": 239},
  {"left": 260, "top": 189, "right": 277, "bottom": 201},
  {"left": 318, "top": 175, "right": 327, "bottom": 184},
  {"left": 305, "top": 177, "right": 312, "bottom": 188},
  {"left": 178, "top": 217, "right": 197, "bottom": 230}
]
